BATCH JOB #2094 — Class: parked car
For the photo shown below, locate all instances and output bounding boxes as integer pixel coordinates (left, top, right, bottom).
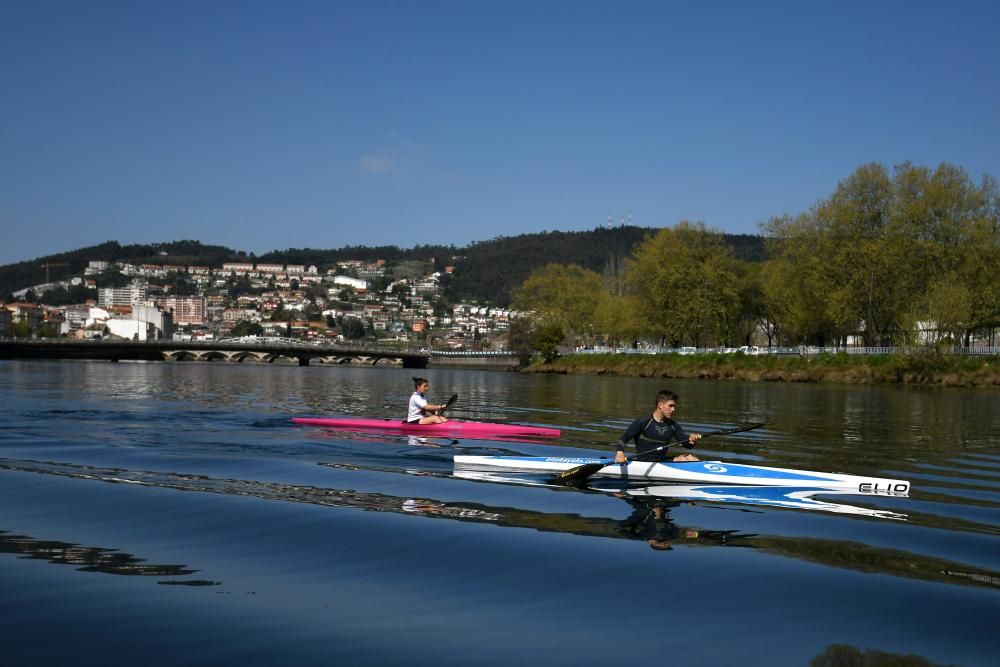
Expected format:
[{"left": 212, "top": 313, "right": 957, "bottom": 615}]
[
  {"left": 737, "top": 345, "right": 762, "bottom": 356},
  {"left": 677, "top": 346, "right": 697, "bottom": 355}
]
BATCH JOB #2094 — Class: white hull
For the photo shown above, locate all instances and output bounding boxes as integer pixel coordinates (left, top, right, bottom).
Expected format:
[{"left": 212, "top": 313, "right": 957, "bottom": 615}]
[
  {"left": 452, "top": 455, "right": 910, "bottom": 495},
  {"left": 451, "top": 469, "right": 907, "bottom": 519}
]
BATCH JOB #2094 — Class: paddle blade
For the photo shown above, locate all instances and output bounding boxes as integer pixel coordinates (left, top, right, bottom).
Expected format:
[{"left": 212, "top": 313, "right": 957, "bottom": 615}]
[
  {"left": 550, "top": 462, "right": 608, "bottom": 485},
  {"left": 440, "top": 394, "right": 458, "bottom": 415}
]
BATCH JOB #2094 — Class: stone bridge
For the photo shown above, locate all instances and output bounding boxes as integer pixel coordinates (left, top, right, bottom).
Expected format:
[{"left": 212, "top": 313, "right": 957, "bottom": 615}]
[{"left": 0, "top": 339, "right": 430, "bottom": 368}]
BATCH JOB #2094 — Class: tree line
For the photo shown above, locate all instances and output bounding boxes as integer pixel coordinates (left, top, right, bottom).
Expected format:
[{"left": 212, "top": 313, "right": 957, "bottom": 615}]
[
  {"left": 512, "top": 162, "right": 1000, "bottom": 352},
  {"left": 2, "top": 229, "right": 766, "bottom": 307}
]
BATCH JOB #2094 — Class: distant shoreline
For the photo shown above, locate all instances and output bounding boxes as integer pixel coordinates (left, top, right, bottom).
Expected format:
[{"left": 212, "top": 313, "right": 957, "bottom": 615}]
[{"left": 520, "top": 352, "right": 1000, "bottom": 388}]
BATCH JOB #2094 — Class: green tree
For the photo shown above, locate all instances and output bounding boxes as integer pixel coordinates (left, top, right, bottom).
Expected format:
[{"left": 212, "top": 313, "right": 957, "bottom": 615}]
[
  {"left": 228, "top": 275, "right": 256, "bottom": 297},
  {"left": 763, "top": 162, "right": 1000, "bottom": 347},
  {"left": 820, "top": 162, "right": 911, "bottom": 345},
  {"left": 93, "top": 271, "right": 131, "bottom": 289},
  {"left": 594, "top": 293, "right": 643, "bottom": 349},
  {"left": 39, "top": 286, "right": 71, "bottom": 306},
  {"left": 506, "top": 318, "right": 534, "bottom": 365},
  {"left": 625, "top": 222, "right": 740, "bottom": 347},
  {"left": 170, "top": 274, "right": 198, "bottom": 297},
  {"left": 511, "top": 263, "right": 605, "bottom": 342},
  {"left": 531, "top": 322, "right": 564, "bottom": 363},
  {"left": 762, "top": 215, "right": 847, "bottom": 346},
  {"left": 340, "top": 317, "right": 366, "bottom": 340},
  {"left": 955, "top": 174, "right": 1000, "bottom": 345},
  {"left": 231, "top": 320, "right": 264, "bottom": 337},
  {"left": 732, "top": 262, "right": 766, "bottom": 347},
  {"left": 12, "top": 320, "right": 31, "bottom": 338},
  {"left": 304, "top": 303, "right": 324, "bottom": 322}
]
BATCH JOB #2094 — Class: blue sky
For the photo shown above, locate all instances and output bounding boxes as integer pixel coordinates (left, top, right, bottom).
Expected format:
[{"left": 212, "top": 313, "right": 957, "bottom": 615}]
[{"left": 2, "top": 0, "right": 998, "bottom": 265}]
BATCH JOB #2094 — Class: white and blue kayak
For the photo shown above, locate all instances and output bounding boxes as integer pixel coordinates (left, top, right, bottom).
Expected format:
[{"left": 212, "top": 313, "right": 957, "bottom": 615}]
[
  {"left": 451, "top": 469, "right": 907, "bottom": 519},
  {"left": 452, "top": 455, "right": 910, "bottom": 495}
]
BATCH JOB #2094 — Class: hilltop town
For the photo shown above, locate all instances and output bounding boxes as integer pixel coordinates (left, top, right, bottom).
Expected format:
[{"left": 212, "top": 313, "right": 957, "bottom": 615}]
[{"left": 2, "top": 257, "right": 520, "bottom": 349}]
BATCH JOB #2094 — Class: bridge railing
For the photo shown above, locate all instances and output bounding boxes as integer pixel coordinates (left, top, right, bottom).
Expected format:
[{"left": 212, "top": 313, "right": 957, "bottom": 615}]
[{"left": 573, "top": 345, "right": 1000, "bottom": 357}]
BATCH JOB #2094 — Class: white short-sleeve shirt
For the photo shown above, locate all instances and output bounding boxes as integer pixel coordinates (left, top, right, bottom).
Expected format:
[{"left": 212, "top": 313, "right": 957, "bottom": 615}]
[{"left": 407, "top": 391, "right": 428, "bottom": 422}]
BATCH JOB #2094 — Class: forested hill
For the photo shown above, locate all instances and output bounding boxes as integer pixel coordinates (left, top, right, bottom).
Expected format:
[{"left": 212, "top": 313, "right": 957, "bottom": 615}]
[
  {"left": 0, "top": 240, "right": 244, "bottom": 298},
  {"left": 1, "top": 229, "right": 765, "bottom": 304},
  {"left": 451, "top": 228, "right": 765, "bottom": 304},
  {"left": 453, "top": 227, "right": 649, "bottom": 304}
]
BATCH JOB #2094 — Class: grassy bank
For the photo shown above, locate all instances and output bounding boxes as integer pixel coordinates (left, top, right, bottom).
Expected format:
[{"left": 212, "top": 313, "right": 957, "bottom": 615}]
[{"left": 521, "top": 352, "right": 1000, "bottom": 387}]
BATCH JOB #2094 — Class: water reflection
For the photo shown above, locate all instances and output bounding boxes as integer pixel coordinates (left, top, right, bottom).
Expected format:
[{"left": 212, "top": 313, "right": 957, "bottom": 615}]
[
  {"left": 618, "top": 483, "right": 909, "bottom": 520},
  {"left": 3, "top": 456, "right": 996, "bottom": 590},
  {"left": 811, "top": 644, "right": 954, "bottom": 667},
  {"left": 615, "top": 496, "right": 749, "bottom": 551},
  {"left": 0, "top": 528, "right": 207, "bottom": 581}
]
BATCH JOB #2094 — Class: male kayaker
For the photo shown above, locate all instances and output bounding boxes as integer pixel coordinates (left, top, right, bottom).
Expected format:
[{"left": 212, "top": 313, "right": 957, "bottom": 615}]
[
  {"left": 613, "top": 389, "right": 702, "bottom": 463},
  {"left": 407, "top": 377, "right": 450, "bottom": 425}
]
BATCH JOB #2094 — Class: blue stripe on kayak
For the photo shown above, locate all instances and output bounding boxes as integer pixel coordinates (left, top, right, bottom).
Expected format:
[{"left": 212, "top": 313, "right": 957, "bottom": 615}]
[
  {"left": 661, "top": 462, "right": 838, "bottom": 482},
  {"left": 686, "top": 486, "right": 831, "bottom": 501},
  {"left": 489, "top": 457, "right": 840, "bottom": 482}
]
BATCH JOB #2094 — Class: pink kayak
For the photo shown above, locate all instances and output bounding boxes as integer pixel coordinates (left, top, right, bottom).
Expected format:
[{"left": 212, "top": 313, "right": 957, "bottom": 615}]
[{"left": 291, "top": 416, "right": 561, "bottom": 440}]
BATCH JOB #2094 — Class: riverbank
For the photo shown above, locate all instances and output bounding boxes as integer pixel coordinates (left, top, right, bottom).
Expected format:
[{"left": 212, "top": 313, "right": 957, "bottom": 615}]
[{"left": 521, "top": 351, "right": 1000, "bottom": 387}]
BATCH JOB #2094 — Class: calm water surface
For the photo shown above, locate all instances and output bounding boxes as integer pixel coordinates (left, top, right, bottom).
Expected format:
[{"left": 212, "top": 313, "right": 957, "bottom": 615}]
[{"left": 1, "top": 360, "right": 997, "bottom": 665}]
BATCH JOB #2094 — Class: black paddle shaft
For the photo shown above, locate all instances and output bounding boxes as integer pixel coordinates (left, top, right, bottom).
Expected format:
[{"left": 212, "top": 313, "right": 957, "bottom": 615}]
[{"left": 551, "top": 422, "right": 767, "bottom": 485}]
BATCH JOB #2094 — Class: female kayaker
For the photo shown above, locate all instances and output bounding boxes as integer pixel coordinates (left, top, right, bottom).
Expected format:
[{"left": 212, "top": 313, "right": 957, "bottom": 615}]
[
  {"left": 613, "top": 389, "right": 702, "bottom": 463},
  {"left": 406, "top": 377, "right": 449, "bottom": 424}
]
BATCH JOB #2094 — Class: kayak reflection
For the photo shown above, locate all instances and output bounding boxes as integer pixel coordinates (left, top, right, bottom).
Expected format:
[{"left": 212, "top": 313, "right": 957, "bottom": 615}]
[
  {"left": 598, "top": 481, "right": 908, "bottom": 521},
  {"left": 453, "top": 469, "right": 908, "bottom": 521},
  {"left": 398, "top": 492, "right": 748, "bottom": 551}
]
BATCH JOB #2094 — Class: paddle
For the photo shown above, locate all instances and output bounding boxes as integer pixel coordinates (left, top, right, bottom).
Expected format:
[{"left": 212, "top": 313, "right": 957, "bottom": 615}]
[
  {"left": 550, "top": 422, "right": 767, "bottom": 485},
  {"left": 437, "top": 393, "right": 458, "bottom": 416}
]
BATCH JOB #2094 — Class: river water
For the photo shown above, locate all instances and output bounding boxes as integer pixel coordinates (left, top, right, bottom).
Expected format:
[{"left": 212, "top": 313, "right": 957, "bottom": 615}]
[{"left": 1, "top": 360, "right": 997, "bottom": 665}]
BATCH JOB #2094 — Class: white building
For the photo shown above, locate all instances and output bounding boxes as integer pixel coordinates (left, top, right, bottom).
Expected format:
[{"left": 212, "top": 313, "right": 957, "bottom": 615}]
[
  {"left": 98, "top": 283, "right": 147, "bottom": 307},
  {"left": 133, "top": 303, "right": 172, "bottom": 338},
  {"left": 222, "top": 262, "right": 254, "bottom": 274},
  {"left": 70, "top": 304, "right": 171, "bottom": 341},
  {"left": 58, "top": 305, "right": 91, "bottom": 333},
  {"left": 256, "top": 263, "right": 284, "bottom": 275},
  {"left": 85, "top": 260, "right": 111, "bottom": 275},
  {"left": 332, "top": 276, "right": 368, "bottom": 291}
]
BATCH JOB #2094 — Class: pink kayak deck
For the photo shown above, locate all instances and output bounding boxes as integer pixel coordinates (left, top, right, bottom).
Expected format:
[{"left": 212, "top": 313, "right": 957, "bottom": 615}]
[{"left": 291, "top": 416, "right": 560, "bottom": 440}]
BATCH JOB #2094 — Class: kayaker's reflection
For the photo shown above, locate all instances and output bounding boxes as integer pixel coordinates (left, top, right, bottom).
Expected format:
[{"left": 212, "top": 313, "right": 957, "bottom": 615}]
[
  {"left": 618, "top": 497, "right": 683, "bottom": 550},
  {"left": 617, "top": 496, "right": 748, "bottom": 551},
  {"left": 406, "top": 435, "right": 462, "bottom": 448}
]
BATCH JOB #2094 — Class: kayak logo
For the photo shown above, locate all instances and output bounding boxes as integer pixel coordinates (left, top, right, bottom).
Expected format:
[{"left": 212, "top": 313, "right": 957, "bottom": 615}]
[
  {"left": 859, "top": 482, "right": 910, "bottom": 495},
  {"left": 703, "top": 463, "right": 728, "bottom": 473}
]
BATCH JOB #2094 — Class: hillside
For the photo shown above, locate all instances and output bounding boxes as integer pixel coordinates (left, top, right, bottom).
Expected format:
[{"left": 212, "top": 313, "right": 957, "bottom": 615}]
[
  {"left": 0, "top": 240, "right": 246, "bottom": 297},
  {"left": 451, "top": 228, "right": 766, "bottom": 304},
  {"left": 1, "top": 229, "right": 766, "bottom": 305}
]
